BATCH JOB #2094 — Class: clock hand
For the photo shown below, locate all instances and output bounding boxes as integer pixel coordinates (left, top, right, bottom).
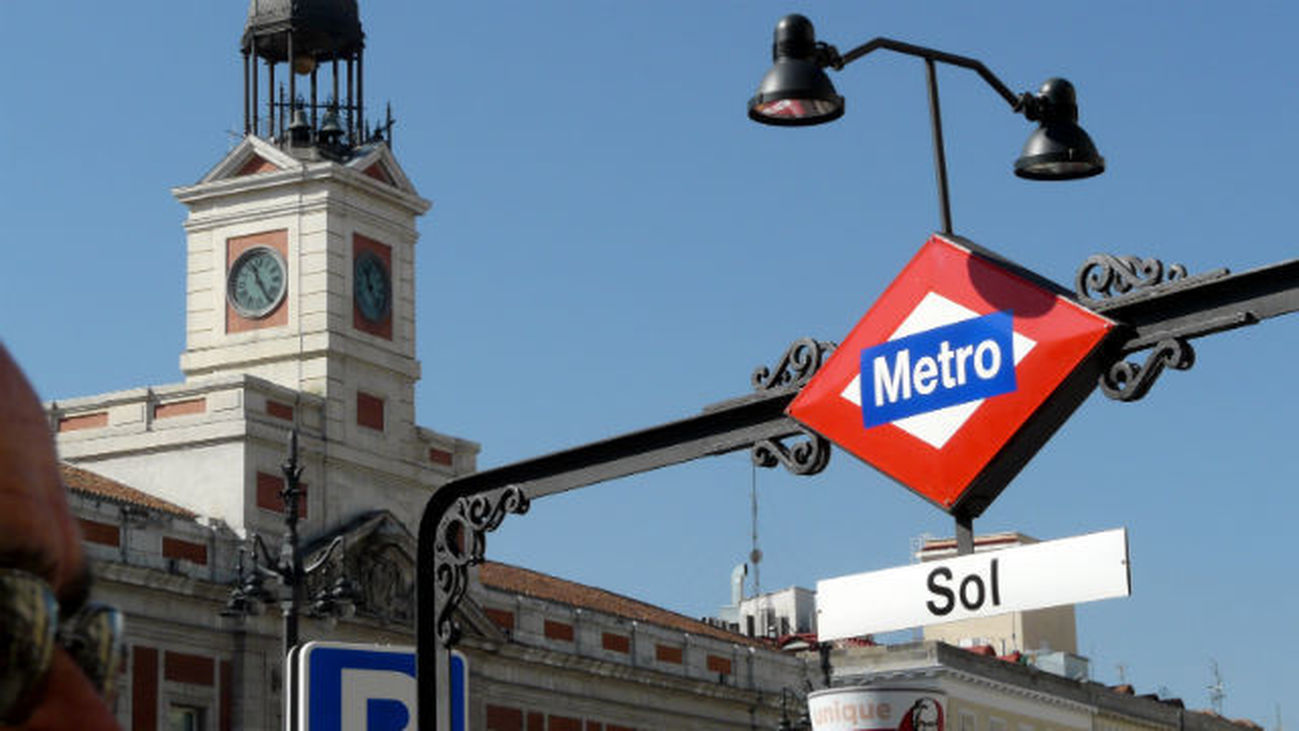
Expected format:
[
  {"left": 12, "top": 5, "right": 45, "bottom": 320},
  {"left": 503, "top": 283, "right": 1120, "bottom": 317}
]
[{"left": 251, "top": 265, "right": 272, "bottom": 301}]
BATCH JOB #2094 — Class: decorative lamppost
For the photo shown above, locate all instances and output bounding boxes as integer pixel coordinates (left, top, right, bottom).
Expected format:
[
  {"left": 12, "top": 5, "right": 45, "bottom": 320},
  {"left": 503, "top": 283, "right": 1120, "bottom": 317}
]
[
  {"left": 776, "top": 686, "right": 813, "bottom": 730},
  {"left": 222, "top": 428, "right": 359, "bottom": 729},
  {"left": 747, "top": 14, "right": 1105, "bottom": 236}
]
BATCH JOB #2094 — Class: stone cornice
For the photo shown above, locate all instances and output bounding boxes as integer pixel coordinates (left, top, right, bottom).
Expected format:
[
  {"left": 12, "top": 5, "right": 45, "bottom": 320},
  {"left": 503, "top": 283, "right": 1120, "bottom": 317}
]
[{"left": 174, "top": 159, "right": 431, "bottom": 217}]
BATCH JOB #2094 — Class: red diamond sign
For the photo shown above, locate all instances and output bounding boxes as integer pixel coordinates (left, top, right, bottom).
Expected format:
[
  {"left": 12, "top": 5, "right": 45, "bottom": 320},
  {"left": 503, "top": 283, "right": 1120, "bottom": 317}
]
[{"left": 788, "top": 235, "right": 1116, "bottom": 516}]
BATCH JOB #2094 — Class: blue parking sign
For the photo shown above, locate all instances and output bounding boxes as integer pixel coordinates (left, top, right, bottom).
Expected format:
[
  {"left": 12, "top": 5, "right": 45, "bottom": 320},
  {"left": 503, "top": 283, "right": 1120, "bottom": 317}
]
[{"left": 298, "top": 642, "right": 467, "bottom": 731}]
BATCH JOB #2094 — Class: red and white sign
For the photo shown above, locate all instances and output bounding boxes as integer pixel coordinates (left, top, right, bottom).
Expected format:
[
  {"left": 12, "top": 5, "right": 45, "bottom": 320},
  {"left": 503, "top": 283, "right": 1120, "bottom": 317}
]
[
  {"left": 807, "top": 687, "right": 946, "bottom": 731},
  {"left": 788, "top": 235, "right": 1115, "bottom": 514}
]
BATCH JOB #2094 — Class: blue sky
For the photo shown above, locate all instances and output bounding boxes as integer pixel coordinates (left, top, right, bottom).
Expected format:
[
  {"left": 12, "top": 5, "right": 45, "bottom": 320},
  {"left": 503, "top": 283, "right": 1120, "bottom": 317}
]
[{"left": 2, "top": 1, "right": 1295, "bottom": 722}]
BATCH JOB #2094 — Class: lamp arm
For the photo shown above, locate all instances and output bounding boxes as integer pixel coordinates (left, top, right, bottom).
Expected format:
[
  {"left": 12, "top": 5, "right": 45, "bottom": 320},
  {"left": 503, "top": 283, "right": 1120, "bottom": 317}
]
[
  {"left": 250, "top": 533, "right": 276, "bottom": 569},
  {"left": 830, "top": 37, "right": 1025, "bottom": 112},
  {"left": 303, "top": 534, "right": 346, "bottom": 576}
]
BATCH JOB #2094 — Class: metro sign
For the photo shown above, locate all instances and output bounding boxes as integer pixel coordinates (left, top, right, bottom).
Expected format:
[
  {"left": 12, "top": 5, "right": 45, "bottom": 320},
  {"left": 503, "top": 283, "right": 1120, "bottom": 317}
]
[{"left": 788, "top": 235, "right": 1116, "bottom": 516}]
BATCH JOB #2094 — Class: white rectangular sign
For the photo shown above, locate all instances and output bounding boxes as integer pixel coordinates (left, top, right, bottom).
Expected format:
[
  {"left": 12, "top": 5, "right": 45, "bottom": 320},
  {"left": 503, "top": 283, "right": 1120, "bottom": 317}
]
[{"left": 817, "top": 528, "right": 1130, "bottom": 641}]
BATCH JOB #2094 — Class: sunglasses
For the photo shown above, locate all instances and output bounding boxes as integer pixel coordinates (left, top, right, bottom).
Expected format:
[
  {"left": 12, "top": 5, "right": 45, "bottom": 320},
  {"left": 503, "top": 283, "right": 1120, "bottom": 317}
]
[{"left": 0, "top": 568, "right": 125, "bottom": 724}]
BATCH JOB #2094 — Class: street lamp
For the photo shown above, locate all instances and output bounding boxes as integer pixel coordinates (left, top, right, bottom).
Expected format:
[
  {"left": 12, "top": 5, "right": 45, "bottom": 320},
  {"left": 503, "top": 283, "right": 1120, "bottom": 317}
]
[
  {"left": 776, "top": 686, "right": 812, "bottom": 730},
  {"left": 222, "top": 428, "right": 359, "bottom": 729},
  {"left": 747, "top": 14, "right": 1105, "bottom": 234}
]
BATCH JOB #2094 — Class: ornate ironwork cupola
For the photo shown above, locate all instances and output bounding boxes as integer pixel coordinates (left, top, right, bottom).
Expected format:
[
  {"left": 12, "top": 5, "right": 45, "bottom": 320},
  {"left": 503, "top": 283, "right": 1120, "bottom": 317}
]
[{"left": 242, "top": 0, "right": 384, "bottom": 155}]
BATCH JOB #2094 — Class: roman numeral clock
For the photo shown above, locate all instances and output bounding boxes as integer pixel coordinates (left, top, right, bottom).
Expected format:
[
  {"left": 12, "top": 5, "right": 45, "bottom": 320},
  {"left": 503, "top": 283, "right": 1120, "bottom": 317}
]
[{"left": 228, "top": 246, "right": 288, "bottom": 319}]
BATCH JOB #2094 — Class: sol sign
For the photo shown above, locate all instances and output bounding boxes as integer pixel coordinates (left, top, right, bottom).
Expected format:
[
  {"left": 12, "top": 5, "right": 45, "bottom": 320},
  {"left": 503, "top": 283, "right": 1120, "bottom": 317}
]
[
  {"left": 807, "top": 687, "right": 946, "bottom": 731},
  {"left": 816, "top": 528, "right": 1131, "bottom": 641},
  {"left": 788, "top": 235, "right": 1115, "bottom": 516}
]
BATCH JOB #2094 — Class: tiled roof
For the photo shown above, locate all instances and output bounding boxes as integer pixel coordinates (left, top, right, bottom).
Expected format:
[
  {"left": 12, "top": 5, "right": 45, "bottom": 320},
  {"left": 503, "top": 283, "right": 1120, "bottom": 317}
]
[
  {"left": 61, "top": 463, "right": 197, "bottom": 519},
  {"left": 478, "top": 561, "right": 762, "bottom": 646}
]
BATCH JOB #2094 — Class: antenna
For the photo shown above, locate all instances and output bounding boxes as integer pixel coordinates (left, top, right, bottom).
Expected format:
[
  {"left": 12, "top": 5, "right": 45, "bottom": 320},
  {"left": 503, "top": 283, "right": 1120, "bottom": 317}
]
[
  {"left": 1207, "top": 659, "right": 1225, "bottom": 715},
  {"left": 1116, "top": 663, "right": 1128, "bottom": 685},
  {"left": 749, "top": 461, "right": 762, "bottom": 597}
]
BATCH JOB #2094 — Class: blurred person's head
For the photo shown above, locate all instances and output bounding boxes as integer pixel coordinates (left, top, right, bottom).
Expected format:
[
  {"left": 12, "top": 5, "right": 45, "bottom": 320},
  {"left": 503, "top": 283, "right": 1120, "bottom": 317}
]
[{"left": 0, "top": 344, "right": 122, "bottom": 730}]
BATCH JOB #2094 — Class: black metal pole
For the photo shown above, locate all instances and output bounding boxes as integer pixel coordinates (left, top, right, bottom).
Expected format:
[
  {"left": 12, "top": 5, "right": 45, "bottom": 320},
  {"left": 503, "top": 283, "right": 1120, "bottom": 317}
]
[
  {"left": 347, "top": 57, "right": 355, "bottom": 142},
  {"left": 310, "top": 67, "right": 318, "bottom": 129},
  {"left": 268, "top": 59, "right": 276, "bottom": 138},
  {"left": 243, "top": 50, "right": 251, "bottom": 136},
  {"left": 287, "top": 32, "right": 296, "bottom": 128},
  {"left": 281, "top": 428, "right": 305, "bottom": 730},
  {"left": 252, "top": 39, "right": 261, "bottom": 137},
  {"left": 924, "top": 58, "right": 954, "bottom": 236}
]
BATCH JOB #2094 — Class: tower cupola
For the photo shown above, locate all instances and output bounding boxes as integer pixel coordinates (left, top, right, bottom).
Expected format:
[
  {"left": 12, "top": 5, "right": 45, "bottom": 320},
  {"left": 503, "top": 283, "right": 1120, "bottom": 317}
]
[{"left": 241, "top": 0, "right": 384, "bottom": 156}]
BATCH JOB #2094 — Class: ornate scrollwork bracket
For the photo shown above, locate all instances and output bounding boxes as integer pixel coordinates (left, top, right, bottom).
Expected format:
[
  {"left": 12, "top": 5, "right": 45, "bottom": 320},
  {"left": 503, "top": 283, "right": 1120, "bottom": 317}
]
[
  {"left": 1075, "top": 254, "right": 1188, "bottom": 305},
  {"left": 753, "top": 433, "right": 831, "bottom": 475},
  {"left": 752, "top": 337, "right": 836, "bottom": 391},
  {"left": 433, "top": 486, "right": 530, "bottom": 645},
  {"left": 1099, "top": 337, "right": 1195, "bottom": 402},
  {"left": 750, "top": 338, "right": 836, "bottom": 476}
]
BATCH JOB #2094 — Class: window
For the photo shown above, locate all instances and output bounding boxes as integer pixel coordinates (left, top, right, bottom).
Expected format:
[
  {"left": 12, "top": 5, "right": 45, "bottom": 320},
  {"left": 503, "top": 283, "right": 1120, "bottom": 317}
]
[
  {"left": 959, "top": 711, "right": 977, "bottom": 731},
  {"left": 169, "top": 705, "right": 205, "bottom": 731}
]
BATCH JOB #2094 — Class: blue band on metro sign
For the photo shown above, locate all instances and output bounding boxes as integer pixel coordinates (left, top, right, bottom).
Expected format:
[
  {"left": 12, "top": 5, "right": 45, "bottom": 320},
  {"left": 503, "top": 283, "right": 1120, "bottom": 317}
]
[{"left": 862, "top": 310, "right": 1017, "bottom": 428}]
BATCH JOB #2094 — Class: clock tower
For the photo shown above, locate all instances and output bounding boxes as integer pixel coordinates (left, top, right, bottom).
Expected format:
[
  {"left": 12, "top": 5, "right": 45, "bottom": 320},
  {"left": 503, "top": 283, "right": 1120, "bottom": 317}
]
[
  {"left": 52, "top": 0, "right": 475, "bottom": 539},
  {"left": 175, "top": 0, "right": 431, "bottom": 461}
]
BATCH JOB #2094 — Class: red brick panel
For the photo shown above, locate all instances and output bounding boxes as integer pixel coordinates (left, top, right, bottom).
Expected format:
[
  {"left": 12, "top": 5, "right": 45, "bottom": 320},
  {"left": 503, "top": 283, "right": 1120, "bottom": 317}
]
[
  {"left": 363, "top": 163, "right": 395, "bottom": 185},
  {"left": 601, "top": 632, "right": 630, "bottom": 654},
  {"left": 528, "top": 712, "right": 544, "bottom": 730},
  {"left": 162, "top": 537, "right": 208, "bottom": 566},
  {"left": 58, "top": 412, "right": 108, "bottom": 432},
  {"left": 357, "top": 392, "right": 385, "bottom": 431},
  {"left": 549, "top": 717, "right": 581, "bottom": 731},
  {"left": 165, "top": 651, "right": 215, "bottom": 686},
  {"left": 544, "top": 620, "right": 574, "bottom": 642},
  {"left": 352, "top": 234, "right": 394, "bottom": 340},
  {"left": 607, "top": 726, "right": 636, "bottom": 731},
  {"left": 220, "top": 660, "right": 233, "bottom": 731},
  {"left": 486, "top": 705, "right": 524, "bottom": 731},
  {"left": 706, "top": 654, "right": 733, "bottom": 675},
  {"left": 226, "top": 229, "right": 289, "bottom": 334},
  {"left": 256, "top": 471, "right": 307, "bottom": 518},
  {"left": 79, "top": 518, "right": 120, "bottom": 547},
  {"left": 154, "top": 398, "right": 206, "bottom": 419},
  {"left": 266, "top": 400, "right": 295, "bottom": 421},
  {"left": 586, "top": 722, "right": 604, "bottom": 731},
  {"left": 485, "top": 608, "right": 515, "bottom": 632},
  {"left": 428, "top": 447, "right": 454, "bottom": 466},
  {"left": 236, "top": 155, "right": 280, "bottom": 176},
  {"left": 655, "top": 644, "right": 683, "bottom": 664},
  {"left": 132, "top": 645, "right": 158, "bottom": 731}
]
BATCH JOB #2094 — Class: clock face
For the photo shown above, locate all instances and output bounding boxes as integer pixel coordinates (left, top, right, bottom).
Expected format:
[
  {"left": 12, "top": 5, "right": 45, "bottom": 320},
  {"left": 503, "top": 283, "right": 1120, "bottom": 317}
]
[
  {"left": 354, "top": 251, "right": 392, "bottom": 323},
  {"left": 227, "top": 246, "right": 287, "bottom": 319}
]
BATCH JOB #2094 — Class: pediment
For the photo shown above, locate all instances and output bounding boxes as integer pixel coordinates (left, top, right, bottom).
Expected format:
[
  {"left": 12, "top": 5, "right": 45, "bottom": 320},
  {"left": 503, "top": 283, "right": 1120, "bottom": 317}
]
[
  {"left": 302, "top": 510, "right": 417, "bottom": 626},
  {"left": 197, "top": 135, "right": 301, "bottom": 184},
  {"left": 299, "top": 510, "right": 505, "bottom": 640},
  {"left": 345, "top": 143, "right": 419, "bottom": 195}
]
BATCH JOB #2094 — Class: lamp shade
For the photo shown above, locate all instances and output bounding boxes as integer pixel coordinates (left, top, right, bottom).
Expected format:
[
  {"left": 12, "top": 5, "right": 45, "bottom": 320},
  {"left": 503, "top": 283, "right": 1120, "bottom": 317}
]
[
  {"left": 1014, "top": 78, "right": 1105, "bottom": 180},
  {"left": 748, "top": 14, "right": 844, "bottom": 126}
]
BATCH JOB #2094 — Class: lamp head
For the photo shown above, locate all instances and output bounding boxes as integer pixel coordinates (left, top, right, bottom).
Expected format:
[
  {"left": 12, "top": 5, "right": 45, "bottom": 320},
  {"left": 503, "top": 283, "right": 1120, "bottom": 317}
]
[
  {"left": 748, "top": 14, "right": 844, "bottom": 126},
  {"left": 1014, "top": 78, "right": 1105, "bottom": 180}
]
